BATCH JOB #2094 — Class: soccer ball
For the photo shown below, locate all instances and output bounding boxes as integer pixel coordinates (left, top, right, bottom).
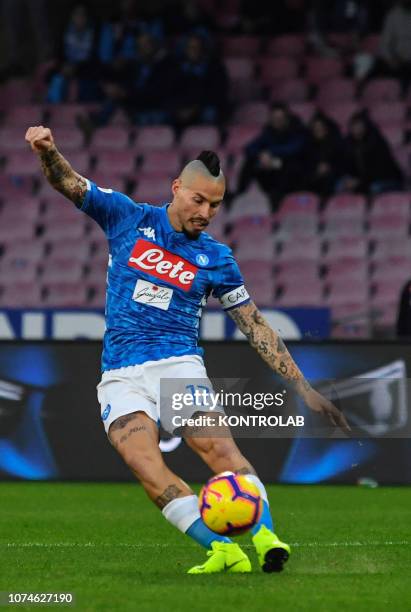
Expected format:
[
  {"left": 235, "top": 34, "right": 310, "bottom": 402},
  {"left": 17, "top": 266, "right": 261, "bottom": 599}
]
[{"left": 199, "top": 471, "right": 262, "bottom": 536}]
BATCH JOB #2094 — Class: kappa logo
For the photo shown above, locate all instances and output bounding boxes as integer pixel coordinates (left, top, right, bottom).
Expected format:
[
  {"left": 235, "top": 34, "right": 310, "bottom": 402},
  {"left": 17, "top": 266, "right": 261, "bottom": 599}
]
[
  {"left": 138, "top": 227, "right": 156, "bottom": 240},
  {"left": 128, "top": 239, "right": 198, "bottom": 291}
]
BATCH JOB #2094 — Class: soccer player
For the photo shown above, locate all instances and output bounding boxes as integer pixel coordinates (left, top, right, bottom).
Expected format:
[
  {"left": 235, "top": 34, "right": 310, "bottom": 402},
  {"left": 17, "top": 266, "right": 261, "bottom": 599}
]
[{"left": 26, "top": 126, "right": 350, "bottom": 574}]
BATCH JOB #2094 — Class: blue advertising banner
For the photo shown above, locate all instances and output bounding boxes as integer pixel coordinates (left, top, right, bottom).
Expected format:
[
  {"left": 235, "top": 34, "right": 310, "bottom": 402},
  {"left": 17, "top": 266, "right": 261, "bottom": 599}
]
[{"left": 0, "top": 308, "right": 330, "bottom": 340}]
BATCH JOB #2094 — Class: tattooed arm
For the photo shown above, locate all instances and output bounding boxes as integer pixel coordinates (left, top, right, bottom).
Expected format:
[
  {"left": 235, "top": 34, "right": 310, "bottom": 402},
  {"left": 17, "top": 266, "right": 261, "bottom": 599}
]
[
  {"left": 228, "top": 301, "right": 350, "bottom": 432},
  {"left": 25, "top": 125, "right": 87, "bottom": 206}
]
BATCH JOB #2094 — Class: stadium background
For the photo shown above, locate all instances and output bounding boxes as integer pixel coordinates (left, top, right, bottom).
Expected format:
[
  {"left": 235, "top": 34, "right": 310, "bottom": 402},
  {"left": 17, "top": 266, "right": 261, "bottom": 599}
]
[{"left": 0, "top": 0, "right": 410, "bottom": 485}]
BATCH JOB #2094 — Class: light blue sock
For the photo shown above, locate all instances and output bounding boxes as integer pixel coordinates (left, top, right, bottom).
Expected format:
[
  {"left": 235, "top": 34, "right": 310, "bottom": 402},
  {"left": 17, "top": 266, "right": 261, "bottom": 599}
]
[
  {"left": 186, "top": 517, "right": 231, "bottom": 549},
  {"left": 245, "top": 474, "right": 274, "bottom": 534},
  {"left": 162, "top": 494, "right": 231, "bottom": 549}
]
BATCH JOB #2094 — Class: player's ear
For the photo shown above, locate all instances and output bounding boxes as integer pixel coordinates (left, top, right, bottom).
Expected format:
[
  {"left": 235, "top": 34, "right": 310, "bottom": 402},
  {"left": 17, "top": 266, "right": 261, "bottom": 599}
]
[{"left": 171, "top": 178, "right": 181, "bottom": 196}]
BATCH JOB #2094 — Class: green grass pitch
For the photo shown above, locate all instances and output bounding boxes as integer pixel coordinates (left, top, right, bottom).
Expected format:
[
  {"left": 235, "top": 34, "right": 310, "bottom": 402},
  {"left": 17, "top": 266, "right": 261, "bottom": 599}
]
[{"left": 0, "top": 483, "right": 410, "bottom": 611}]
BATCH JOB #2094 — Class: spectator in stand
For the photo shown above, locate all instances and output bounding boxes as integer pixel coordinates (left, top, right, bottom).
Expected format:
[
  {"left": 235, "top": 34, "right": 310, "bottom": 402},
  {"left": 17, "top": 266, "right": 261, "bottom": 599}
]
[
  {"left": 171, "top": 34, "right": 229, "bottom": 128},
  {"left": 304, "top": 112, "right": 344, "bottom": 197},
  {"left": 98, "top": 0, "right": 164, "bottom": 65},
  {"left": 339, "top": 112, "right": 404, "bottom": 195},
  {"left": 46, "top": 4, "right": 100, "bottom": 103},
  {"left": 165, "top": 0, "right": 216, "bottom": 36},
  {"left": 88, "top": 32, "right": 174, "bottom": 127},
  {"left": 378, "top": 0, "right": 411, "bottom": 93},
  {"left": 238, "top": 0, "right": 308, "bottom": 35},
  {"left": 237, "top": 103, "right": 308, "bottom": 208}
]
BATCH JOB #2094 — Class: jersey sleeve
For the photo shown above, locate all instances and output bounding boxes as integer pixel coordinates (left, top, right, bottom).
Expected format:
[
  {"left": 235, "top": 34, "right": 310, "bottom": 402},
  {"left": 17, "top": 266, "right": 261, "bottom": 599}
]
[
  {"left": 211, "top": 258, "right": 250, "bottom": 311},
  {"left": 80, "top": 179, "right": 144, "bottom": 236}
]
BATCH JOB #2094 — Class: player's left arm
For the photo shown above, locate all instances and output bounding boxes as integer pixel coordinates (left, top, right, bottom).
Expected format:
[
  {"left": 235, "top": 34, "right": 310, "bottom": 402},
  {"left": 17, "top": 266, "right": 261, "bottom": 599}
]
[{"left": 228, "top": 301, "right": 350, "bottom": 433}]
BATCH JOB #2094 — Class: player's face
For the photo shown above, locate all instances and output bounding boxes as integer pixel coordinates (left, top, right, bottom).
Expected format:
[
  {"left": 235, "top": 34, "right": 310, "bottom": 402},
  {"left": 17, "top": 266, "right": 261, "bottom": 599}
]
[{"left": 171, "top": 175, "right": 225, "bottom": 237}]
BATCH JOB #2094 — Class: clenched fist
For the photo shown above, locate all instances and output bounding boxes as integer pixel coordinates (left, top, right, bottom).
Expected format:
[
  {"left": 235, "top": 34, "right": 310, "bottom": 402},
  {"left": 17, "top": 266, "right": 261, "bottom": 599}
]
[{"left": 25, "top": 126, "right": 55, "bottom": 154}]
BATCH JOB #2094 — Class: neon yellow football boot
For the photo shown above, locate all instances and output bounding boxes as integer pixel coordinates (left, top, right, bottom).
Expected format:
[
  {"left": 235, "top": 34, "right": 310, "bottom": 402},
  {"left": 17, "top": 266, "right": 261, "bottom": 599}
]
[
  {"left": 187, "top": 541, "right": 252, "bottom": 574},
  {"left": 252, "top": 525, "right": 291, "bottom": 573}
]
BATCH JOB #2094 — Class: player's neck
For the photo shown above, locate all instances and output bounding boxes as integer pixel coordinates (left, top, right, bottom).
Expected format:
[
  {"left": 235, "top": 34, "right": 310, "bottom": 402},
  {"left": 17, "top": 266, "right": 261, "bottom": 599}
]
[{"left": 167, "top": 203, "right": 183, "bottom": 232}]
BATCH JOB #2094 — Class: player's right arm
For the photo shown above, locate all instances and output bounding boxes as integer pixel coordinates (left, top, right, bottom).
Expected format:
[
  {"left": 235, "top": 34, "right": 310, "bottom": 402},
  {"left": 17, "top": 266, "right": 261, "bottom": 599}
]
[{"left": 25, "top": 126, "right": 87, "bottom": 207}]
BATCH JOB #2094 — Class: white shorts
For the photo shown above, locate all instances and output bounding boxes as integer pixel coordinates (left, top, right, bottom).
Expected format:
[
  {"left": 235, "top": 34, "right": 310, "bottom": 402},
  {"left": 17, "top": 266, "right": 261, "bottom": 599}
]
[{"left": 97, "top": 354, "right": 223, "bottom": 436}]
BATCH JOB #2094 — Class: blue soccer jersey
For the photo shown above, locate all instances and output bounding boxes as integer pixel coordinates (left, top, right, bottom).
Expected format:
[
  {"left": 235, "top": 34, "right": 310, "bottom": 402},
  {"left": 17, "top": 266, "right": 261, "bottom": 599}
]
[{"left": 81, "top": 180, "right": 250, "bottom": 371}]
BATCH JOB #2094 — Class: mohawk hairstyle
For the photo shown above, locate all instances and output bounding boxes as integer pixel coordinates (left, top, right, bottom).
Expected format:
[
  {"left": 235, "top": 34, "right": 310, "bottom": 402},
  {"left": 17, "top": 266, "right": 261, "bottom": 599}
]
[{"left": 196, "top": 150, "right": 221, "bottom": 177}]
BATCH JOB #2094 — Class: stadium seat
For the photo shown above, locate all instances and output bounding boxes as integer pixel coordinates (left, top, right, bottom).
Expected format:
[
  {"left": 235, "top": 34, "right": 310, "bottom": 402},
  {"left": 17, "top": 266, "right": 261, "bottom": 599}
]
[
  {"left": 0, "top": 198, "right": 40, "bottom": 222},
  {"left": 361, "top": 79, "right": 401, "bottom": 104},
  {"left": 258, "top": 57, "right": 299, "bottom": 85},
  {"left": 51, "top": 127, "right": 84, "bottom": 151},
  {"left": 48, "top": 104, "right": 92, "bottom": 127},
  {"left": 326, "top": 258, "right": 368, "bottom": 282},
  {"left": 305, "top": 57, "right": 343, "bottom": 84},
  {"left": 180, "top": 126, "right": 220, "bottom": 153},
  {"left": 0, "top": 281, "right": 42, "bottom": 307},
  {"left": 88, "top": 173, "right": 125, "bottom": 192},
  {"left": 289, "top": 102, "right": 315, "bottom": 124},
  {"left": 324, "top": 237, "right": 368, "bottom": 262},
  {"left": 134, "top": 126, "right": 174, "bottom": 151},
  {"left": 87, "top": 282, "right": 106, "bottom": 308},
  {"left": 90, "top": 126, "right": 130, "bottom": 151},
  {"left": 132, "top": 176, "right": 171, "bottom": 204},
  {"left": 361, "top": 34, "right": 380, "bottom": 54},
  {"left": 221, "top": 36, "right": 260, "bottom": 58},
  {"left": 368, "top": 102, "right": 405, "bottom": 125},
  {"left": 239, "top": 260, "right": 273, "bottom": 284},
  {"left": 0, "top": 174, "right": 34, "bottom": 199},
  {"left": 0, "top": 257, "right": 38, "bottom": 283},
  {"left": 5, "top": 105, "right": 44, "bottom": 126},
  {"left": 244, "top": 279, "right": 275, "bottom": 307},
  {"left": 269, "top": 79, "right": 308, "bottom": 103},
  {"left": 277, "top": 236, "right": 321, "bottom": 262},
  {"left": 41, "top": 258, "right": 84, "bottom": 283},
  {"left": 368, "top": 216, "right": 408, "bottom": 239},
  {"left": 0, "top": 79, "right": 32, "bottom": 110},
  {"left": 230, "top": 215, "right": 272, "bottom": 241},
  {"left": 95, "top": 151, "right": 136, "bottom": 176},
  {"left": 320, "top": 102, "right": 360, "bottom": 130},
  {"left": 228, "top": 186, "right": 271, "bottom": 219},
  {"left": 372, "top": 258, "right": 411, "bottom": 284},
  {"left": 42, "top": 196, "right": 86, "bottom": 222},
  {"left": 42, "top": 218, "right": 85, "bottom": 241},
  {"left": 379, "top": 124, "right": 404, "bottom": 148},
  {"left": 5, "top": 151, "right": 41, "bottom": 177},
  {"left": 139, "top": 151, "right": 181, "bottom": 177},
  {"left": 266, "top": 35, "right": 305, "bottom": 58},
  {"left": 3, "top": 238, "right": 45, "bottom": 261},
  {"left": 276, "top": 192, "right": 319, "bottom": 236},
  {"left": 275, "top": 279, "right": 324, "bottom": 307},
  {"left": 42, "top": 281, "right": 87, "bottom": 307},
  {"left": 371, "top": 238, "right": 411, "bottom": 262},
  {"left": 0, "top": 217, "right": 35, "bottom": 243},
  {"left": 234, "top": 235, "right": 275, "bottom": 263},
  {"left": 64, "top": 151, "right": 90, "bottom": 175},
  {"left": 232, "top": 102, "right": 269, "bottom": 125},
  {"left": 229, "top": 79, "right": 263, "bottom": 103},
  {"left": 48, "top": 237, "right": 90, "bottom": 261},
  {"left": 0, "top": 127, "right": 31, "bottom": 152},
  {"left": 224, "top": 125, "right": 261, "bottom": 154},
  {"left": 369, "top": 192, "right": 410, "bottom": 222},
  {"left": 326, "top": 278, "right": 369, "bottom": 307},
  {"left": 224, "top": 58, "right": 254, "bottom": 81},
  {"left": 322, "top": 193, "right": 366, "bottom": 223},
  {"left": 316, "top": 79, "right": 356, "bottom": 106},
  {"left": 275, "top": 260, "right": 320, "bottom": 284}
]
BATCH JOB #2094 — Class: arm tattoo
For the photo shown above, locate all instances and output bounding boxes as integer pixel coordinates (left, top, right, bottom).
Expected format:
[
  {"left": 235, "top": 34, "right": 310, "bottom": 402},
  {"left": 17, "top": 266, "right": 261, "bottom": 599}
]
[
  {"left": 39, "top": 146, "right": 87, "bottom": 206},
  {"left": 228, "top": 301, "right": 311, "bottom": 393},
  {"left": 155, "top": 485, "right": 184, "bottom": 509}
]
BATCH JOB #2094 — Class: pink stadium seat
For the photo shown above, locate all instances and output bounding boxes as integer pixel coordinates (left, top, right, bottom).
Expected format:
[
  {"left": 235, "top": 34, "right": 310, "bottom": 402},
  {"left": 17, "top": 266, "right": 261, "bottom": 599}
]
[
  {"left": 91, "top": 126, "right": 130, "bottom": 151},
  {"left": 139, "top": 151, "right": 181, "bottom": 177},
  {"left": 42, "top": 198, "right": 85, "bottom": 223},
  {"left": 0, "top": 217, "right": 34, "bottom": 243},
  {"left": 275, "top": 260, "right": 319, "bottom": 284},
  {"left": 6, "top": 105, "right": 44, "bottom": 127},
  {"left": 42, "top": 218, "right": 85, "bottom": 240},
  {"left": 47, "top": 238, "right": 90, "bottom": 262},
  {"left": 368, "top": 102, "right": 405, "bottom": 124},
  {"left": 277, "top": 192, "right": 319, "bottom": 236},
  {"left": 370, "top": 192, "right": 410, "bottom": 222},
  {"left": 0, "top": 198, "right": 40, "bottom": 222},
  {"left": 0, "top": 79, "right": 32, "bottom": 110},
  {"left": 322, "top": 193, "right": 366, "bottom": 223},
  {"left": 270, "top": 79, "right": 308, "bottom": 103},
  {"left": 305, "top": 57, "right": 343, "bottom": 84},
  {"left": 41, "top": 258, "right": 84, "bottom": 283},
  {"left": 234, "top": 235, "right": 275, "bottom": 263},
  {"left": 134, "top": 126, "right": 174, "bottom": 151},
  {"left": 316, "top": 79, "right": 356, "bottom": 106},
  {"left": 0, "top": 257, "right": 38, "bottom": 283},
  {"left": 88, "top": 173, "right": 125, "bottom": 192},
  {"left": 0, "top": 175, "right": 33, "bottom": 199},
  {"left": 326, "top": 278, "right": 369, "bottom": 306},
  {"left": 321, "top": 102, "right": 360, "bottom": 130},
  {"left": 229, "top": 79, "right": 263, "bottom": 103},
  {"left": 259, "top": 57, "right": 298, "bottom": 85},
  {"left": 222, "top": 36, "right": 260, "bottom": 58},
  {"left": 379, "top": 124, "right": 404, "bottom": 148},
  {"left": 276, "top": 280, "right": 324, "bottom": 307},
  {"left": 3, "top": 238, "right": 45, "bottom": 261},
  {"left": 48, "top": 104, "right": 90, "bottom": 127},
  {"left": 224, "top": 58, "right": 254, "bottom": 81},
  {"left": 180, "top": 126, "right": 220, "bottom": 152},
  {"left": 0, "top": 127, "right": 29, "bottom": 152},
  {"left": 5, "top": 151, "right": 41, "bottom": 177},
  {"left": 133, "top": 176, "right": 171, "bottom": 204},
  {"left": 289, "top": 102, "right": 315, "bottom": 124},
  {"left": 232, "top": 102, "right": 269, "bottom": 125},
  {"left": 266, "top": 35, "right": 305, "bottom": 58},
  {"left": 42, "top": 281, "right": 87, "bottom": 307},
  {"left": 324, "top": 237, "right": 368, "bottom": 263},
  {"left": 95, "top": 150, "right": 136, "bottom": 176},
  {"left": 63, "top": 151, "right": 90, "bottom": 176},
  {"left": 371, "top": 238, "right": 411, "bottom": 262},
  {"left": 87, "top": 282, "right": 106, "bottom": 308},
  {"left": 239, "top": 260, "right": 273, "bottom": 284},
  {"left": 326, "top": 258, "right": 368, "bottom": 282},
  {"left": 229, "top": 186, "right": 271, "bottom": 219},
  {"left": 372, "top": 258, "right": 411, "bottom": 284},
  {"left": 369, "top": 216, "right": 408, "bottom": 239},
  {"left": 361, "top": 79, "right": 401, "bottom": 104},
  {"left": 277, "top": 237, "right": 321, "bottom": 262},
  {"left": 51, "top": 127, "right": 84, "bottom": 152},
  {"left": 87, "top": 258, "right": 109, "bottom": 281},
  {"left": 0, "top": 281, "right": 41, "bottom": 307},
  {"left": 230, "top": 215, "right": 272, "bottom": 241},
  {"left": 245, "top": 280, "right": 275, "bottom": 307},
  {"left": 224, "top": 125, "right": 260, "bottom": 154}
]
